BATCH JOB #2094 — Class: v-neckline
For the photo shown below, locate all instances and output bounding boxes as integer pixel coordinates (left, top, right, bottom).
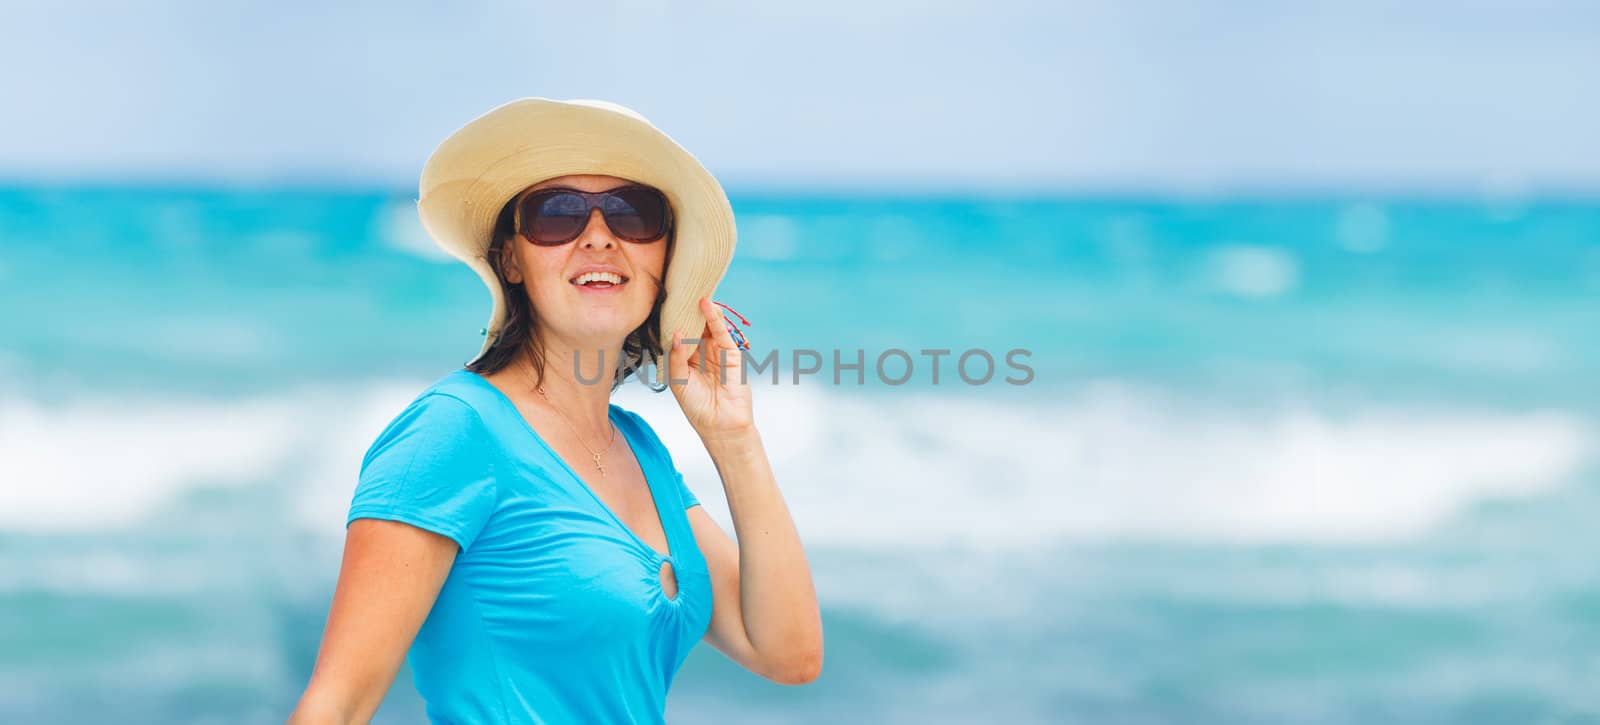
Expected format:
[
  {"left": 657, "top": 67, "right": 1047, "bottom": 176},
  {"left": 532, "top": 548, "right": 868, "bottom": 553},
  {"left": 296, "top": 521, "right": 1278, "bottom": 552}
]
[{"left": 461, "top": 369, "right": 676, "bottom": 563}]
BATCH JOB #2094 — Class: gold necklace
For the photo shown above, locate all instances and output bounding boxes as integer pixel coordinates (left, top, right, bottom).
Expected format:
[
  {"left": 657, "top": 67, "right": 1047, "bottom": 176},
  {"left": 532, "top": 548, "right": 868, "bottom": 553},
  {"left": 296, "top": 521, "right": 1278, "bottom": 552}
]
[{"left": 536, "top": 385, "right": 617, "bottom": 477}]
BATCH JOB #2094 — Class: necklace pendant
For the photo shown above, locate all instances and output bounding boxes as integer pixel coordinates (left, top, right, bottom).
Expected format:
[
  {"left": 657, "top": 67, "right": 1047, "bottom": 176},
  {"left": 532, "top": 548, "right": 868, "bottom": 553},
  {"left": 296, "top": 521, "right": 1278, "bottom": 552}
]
[{"left": 594, "top": 453, "right": 606, "bottom": 477}]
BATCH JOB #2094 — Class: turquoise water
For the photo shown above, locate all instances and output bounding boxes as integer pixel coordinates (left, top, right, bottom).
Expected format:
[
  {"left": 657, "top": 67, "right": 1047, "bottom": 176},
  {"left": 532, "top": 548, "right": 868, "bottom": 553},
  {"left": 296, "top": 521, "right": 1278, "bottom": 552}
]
[{"left": 0, "top": 184, "right": 1596, "bottom": 723}]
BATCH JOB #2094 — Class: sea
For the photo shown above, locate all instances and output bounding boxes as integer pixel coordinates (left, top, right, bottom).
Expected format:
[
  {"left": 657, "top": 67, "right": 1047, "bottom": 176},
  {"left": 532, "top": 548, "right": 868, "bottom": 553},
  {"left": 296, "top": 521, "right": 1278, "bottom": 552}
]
[{"left": 0, "top": 183, "right": 1596, "bottom": 724}]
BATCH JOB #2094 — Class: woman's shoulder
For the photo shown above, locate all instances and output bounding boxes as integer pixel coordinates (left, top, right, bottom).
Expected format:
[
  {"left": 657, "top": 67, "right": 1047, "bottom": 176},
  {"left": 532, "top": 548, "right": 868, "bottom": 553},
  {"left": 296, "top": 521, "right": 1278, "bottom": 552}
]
[
  {"left": 364, "top": 391, "right": 486, "bottom": 463},
  {"left": 384, "top": 367, "right": 529, "bottom": 435},
  {"left": 351, "top": 372, "right": 503, "bottom": 551},
  {"left": 607, "top": 402, "right": 680, "bottom": 462},
  {"left": 606, "top": 401, "right": 655, "bottom": 439},
  {"left": 421, "top": 368, "right": 503, "bottom": 415},
  {"left": 362, "top": 370, "right": 501, "bottom": 456}
]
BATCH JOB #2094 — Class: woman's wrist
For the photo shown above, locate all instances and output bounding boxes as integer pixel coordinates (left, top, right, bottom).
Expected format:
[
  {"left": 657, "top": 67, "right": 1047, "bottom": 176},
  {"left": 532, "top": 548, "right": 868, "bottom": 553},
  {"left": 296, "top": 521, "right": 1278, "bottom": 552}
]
[{"left": 699, "top": 424, "right": 762, "bottom": 462}]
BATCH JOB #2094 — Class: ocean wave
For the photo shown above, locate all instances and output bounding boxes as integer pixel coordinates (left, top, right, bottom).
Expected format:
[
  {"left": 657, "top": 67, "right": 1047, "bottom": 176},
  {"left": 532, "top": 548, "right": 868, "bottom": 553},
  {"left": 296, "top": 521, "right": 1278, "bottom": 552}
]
[
  {"left": 619, "top": 382, "right": 1593, "bottom": 549},
  {"left": 0, "top": 379, "right": 1590, "bottom": 548},
  {"left": 0, "top": 380, "right": 418, "bottom": 532}
]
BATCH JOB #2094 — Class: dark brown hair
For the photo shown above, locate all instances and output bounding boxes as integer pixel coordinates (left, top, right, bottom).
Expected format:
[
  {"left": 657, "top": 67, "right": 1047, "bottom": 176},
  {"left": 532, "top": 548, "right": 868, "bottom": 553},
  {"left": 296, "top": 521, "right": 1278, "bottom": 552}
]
[{"left": 464, "top": 191, "right": 675, "bottom": 393}]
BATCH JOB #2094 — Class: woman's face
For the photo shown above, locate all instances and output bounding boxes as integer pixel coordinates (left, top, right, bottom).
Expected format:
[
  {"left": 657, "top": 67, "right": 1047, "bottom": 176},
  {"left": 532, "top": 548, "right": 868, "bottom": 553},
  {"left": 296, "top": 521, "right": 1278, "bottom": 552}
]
[{"left": 499, "top": 174, "right": 670, "bottom": 351}]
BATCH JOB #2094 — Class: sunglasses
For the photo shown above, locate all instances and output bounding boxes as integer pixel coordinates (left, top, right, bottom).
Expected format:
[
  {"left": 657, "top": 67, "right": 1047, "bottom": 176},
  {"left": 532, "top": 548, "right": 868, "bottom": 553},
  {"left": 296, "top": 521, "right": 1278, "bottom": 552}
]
[{"left": 512, "top": 184, "right": 673, "bottom": 246}]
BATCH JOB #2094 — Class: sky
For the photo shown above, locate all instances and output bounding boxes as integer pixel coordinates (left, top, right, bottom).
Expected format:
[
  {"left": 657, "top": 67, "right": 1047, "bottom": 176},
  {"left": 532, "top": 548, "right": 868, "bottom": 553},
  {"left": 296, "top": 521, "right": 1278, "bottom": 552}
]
[{"left": 1, "top": 0, "right": 1597, "bottom": 193}]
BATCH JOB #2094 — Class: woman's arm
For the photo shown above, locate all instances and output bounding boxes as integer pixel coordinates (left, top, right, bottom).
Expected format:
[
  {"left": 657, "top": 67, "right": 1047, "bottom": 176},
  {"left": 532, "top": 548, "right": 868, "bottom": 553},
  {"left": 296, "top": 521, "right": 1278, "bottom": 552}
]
[
  {"left": 688, "top": 427, "right": 824, "bottom": 685},
  {"left": 288, "top": 520, "right": 459, "bottom": 724},
  {"left": 666, "top": 296, "right": 823, "bottom": 685}
]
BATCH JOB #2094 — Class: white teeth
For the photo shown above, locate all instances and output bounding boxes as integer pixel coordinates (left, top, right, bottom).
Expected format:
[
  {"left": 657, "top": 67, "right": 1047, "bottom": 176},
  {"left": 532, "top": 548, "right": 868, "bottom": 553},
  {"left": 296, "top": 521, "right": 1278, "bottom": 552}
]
[{"left": 573, "top": 271, "right": 624, "bottom": 285}]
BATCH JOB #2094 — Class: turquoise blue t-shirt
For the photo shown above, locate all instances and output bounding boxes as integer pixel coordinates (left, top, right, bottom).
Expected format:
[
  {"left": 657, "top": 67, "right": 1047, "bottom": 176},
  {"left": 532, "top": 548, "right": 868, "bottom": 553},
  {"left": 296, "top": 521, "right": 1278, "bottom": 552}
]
[{"left": 346, "top": 368, "right": 712, "bottom": 724}]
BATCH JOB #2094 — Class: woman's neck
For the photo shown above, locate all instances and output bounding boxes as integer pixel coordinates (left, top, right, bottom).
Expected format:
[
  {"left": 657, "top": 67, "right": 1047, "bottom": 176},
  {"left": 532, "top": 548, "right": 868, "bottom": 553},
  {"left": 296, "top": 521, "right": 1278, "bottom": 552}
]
[{"left": 519, "top": 336, "right": 624, "bottom": 430}]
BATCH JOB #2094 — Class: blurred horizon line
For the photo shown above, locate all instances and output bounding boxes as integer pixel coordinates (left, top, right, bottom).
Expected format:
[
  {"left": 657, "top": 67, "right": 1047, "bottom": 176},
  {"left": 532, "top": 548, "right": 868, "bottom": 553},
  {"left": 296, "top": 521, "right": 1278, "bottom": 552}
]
[{"left": 4, "top": 171, "right": 1598, "bottom": 205}]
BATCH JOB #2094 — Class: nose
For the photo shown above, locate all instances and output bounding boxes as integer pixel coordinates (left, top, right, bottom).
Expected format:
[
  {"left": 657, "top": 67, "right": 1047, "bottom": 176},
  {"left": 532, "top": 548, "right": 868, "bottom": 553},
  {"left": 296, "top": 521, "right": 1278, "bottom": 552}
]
[{"left": 576, "top": 208, "right": 618, "bottom": 249}]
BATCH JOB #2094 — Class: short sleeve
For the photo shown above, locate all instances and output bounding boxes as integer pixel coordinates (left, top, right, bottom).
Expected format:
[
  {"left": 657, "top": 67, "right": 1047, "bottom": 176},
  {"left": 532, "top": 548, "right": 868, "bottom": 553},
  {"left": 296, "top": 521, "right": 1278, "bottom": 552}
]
[
  {"left": 617, "top": 407, "right": 701, "bottom": 511},
  {"left": 674, "top": 470, "right": 701, "bottom": 510},
  {"left": 347, "top": 393, "right": 500, "bottom": 551}
]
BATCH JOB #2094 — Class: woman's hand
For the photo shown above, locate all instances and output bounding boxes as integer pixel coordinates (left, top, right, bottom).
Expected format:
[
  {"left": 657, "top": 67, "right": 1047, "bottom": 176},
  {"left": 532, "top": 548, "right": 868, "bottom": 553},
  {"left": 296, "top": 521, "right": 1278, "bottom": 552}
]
[
  {"left": 666, "top": 296, "right": 754, "bottom": 442},
  {"left": 666, "top": 298, "right": 823, "bottom": 685}
]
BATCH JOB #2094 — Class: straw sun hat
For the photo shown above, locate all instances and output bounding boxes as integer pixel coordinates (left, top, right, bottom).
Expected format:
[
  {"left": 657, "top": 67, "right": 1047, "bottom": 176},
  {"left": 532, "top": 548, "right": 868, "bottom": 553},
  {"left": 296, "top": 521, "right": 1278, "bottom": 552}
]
[{"left": 416, "top": 97, "right": 737, "bottom": 379}]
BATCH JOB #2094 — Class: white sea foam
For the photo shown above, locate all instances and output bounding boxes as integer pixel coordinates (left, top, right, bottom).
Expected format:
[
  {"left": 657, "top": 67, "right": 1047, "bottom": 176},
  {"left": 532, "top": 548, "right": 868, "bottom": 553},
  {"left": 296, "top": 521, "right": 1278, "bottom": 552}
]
[
  {"left": 0, "top": 392, "right": 302, "bottom": 529},
  {"left": 605, "top": 381, "right": 1594, "bottom": 549},
  {"left": 0, "top": 379, "right": 418, "bottom": 532},
  {"left": 1205, "top": 244, "right": 1299, "bottom": 299},
  {"left": 0, "top": 379, "right": 1590, "bottom": 550}
]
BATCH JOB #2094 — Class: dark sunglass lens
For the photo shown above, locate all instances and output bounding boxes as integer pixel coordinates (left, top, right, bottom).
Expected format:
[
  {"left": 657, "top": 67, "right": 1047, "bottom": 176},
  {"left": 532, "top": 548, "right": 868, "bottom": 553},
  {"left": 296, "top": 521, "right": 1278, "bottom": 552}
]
[
  {"left": 526, "top": 192, "right": 587, "bottom": 243},
  {"left": 603, "top": 188, "right": 668, "bottom": 241}
]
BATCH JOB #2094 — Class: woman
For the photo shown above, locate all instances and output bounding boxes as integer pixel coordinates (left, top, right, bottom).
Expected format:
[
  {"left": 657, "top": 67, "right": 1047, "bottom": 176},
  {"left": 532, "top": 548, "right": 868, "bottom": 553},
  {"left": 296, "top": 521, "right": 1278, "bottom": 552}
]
[{"left": 289, "top": 98, "right": 822, "bottom": 724}]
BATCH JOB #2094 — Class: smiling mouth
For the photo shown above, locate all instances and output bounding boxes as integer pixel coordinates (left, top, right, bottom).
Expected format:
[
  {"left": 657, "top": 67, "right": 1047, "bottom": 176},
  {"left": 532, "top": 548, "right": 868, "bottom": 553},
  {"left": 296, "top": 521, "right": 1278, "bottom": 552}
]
[{"left": 570, "top": 271, "right": 629, "bottom": 288}]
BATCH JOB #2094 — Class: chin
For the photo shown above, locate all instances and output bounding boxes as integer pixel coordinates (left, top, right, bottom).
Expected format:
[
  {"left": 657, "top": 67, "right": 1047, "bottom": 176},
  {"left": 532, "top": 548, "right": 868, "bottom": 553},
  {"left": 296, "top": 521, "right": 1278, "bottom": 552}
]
[{"left": 570, "top": 312, "right": 649, "bottom": 340}]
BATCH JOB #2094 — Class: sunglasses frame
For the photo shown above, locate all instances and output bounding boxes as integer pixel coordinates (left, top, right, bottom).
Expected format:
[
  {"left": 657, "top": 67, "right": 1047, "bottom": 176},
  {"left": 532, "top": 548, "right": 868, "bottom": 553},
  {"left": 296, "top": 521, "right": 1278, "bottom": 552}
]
[{"left": 511, "top": 184, "right": 675, "bottom": 246}]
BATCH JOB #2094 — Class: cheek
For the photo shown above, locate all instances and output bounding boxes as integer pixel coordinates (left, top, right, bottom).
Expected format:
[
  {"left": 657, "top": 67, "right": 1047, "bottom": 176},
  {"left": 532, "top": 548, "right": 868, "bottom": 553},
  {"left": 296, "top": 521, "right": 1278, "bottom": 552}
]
[
  {"left": 521, "top": 250, "right": 566, "bottom": 283},
  {"left": 515, "top": 255, "right": 570, "bottom": 300},
  {"left": 628, "top": 246, "right": 669, "bottom": 289},
  {"left": 645, "top": 245, "right": 669, "bottom": 282}
]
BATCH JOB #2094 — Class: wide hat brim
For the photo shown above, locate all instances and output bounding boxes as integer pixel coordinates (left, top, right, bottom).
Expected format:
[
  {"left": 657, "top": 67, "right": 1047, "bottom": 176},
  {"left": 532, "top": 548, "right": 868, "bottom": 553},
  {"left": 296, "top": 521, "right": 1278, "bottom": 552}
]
[{"left": 417, "top": 97, "right": 736, "bottom": 382}]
